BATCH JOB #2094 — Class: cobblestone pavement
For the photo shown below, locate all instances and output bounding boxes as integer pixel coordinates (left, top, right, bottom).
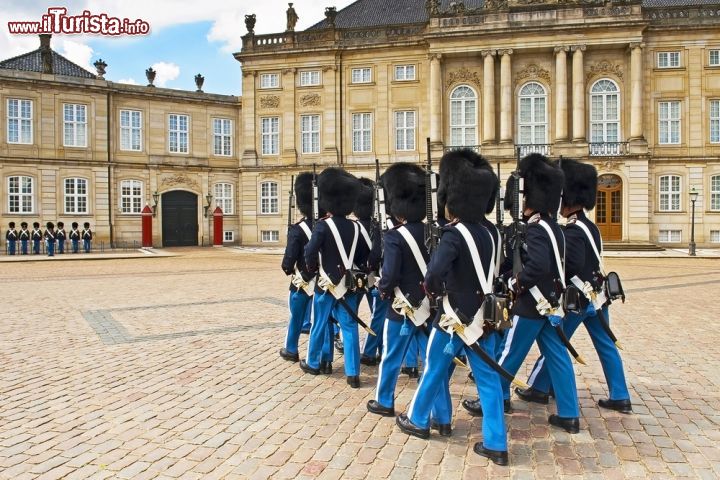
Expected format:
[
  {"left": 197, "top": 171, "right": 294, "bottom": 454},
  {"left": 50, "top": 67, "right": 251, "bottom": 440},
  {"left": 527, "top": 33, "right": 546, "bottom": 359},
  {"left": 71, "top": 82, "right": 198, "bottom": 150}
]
[{"left": 1, "top": 249, "right": 719, "bottom": 479}]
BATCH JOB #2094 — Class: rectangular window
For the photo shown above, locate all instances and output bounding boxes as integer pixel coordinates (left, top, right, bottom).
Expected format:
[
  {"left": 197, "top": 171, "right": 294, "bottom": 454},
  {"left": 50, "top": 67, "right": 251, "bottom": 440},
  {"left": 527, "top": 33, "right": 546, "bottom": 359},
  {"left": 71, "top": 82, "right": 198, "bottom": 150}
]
[
  {"left": 658, "top": 101, "right": 681, "bottom": 145},
  {"left": 711, "top": 100, "right": 720, "bottom": 144},
  {"left": 261, "top": 117, "right": 280, "bottom": 155},
  {"left": 300, "top": 71, "right": 320, "bottom": 86},
  {"left": 120, "top": 180, "right": 143, "bottom": 214},
  {"left": 63, "top": 103, "right": 87, "bottom": 147},
  {"left": 260, "top": 181, "right": 279, "bottom": 214},
  {"left": 394, "top": 65, "right": 416, "bottom": 81},
  {"left": 658, "top": 230, "right": 682, "bottom": 243},
  {"left": 168, "top": 114, "right": 189, "bottom": 153},
  {"left": 7, "top": 176, "right": 33, "bottom": 213},
  {"left": 710, "top": 49, "right": 720, "bottom": 67},
  {"left": 214, "top": 183, "right": 234, "bottom": 215},
  {"left": 352, "top": 113, "right": 372, "bottom": 152},
  {"left": 711, "top": 230, "right": 720, "bottom": 243},
  {"left": 64, "top": 178, "right": 88, "bottom": 214},
  {"left": 7, "top": 98, "right": 32, "bottom": 144},
  {"left": 224, "top": 231, "right": 235, "bottom": 242},
  {"left": 300, "top": 115, "right": 320, "bottom": 154},
  {"left": 711, "top": 175, "right": 720, "bottom": 211},
  {"left": 261, "top": 230, "right": 280, "bottom": 243},
  {"left": 395, "top": 111, "right": 416, "bottom": 151},
  {"left": 658, "top": 51, "right": 680, "bottom": 68},
  {"left": 659, "top": 175, "right": 681, "bottom": 212},
  {"left": 213, "top": 118, "right": 232, "bottom": 156},
  {"left": 260, "top": 73, "right": 280, "bottom": 89},
  {"left": 351, "top": 68, "right": 372, "bottom": 84},
  {"left": 119, "top": 109, "right": 142, "bottom": 151}
]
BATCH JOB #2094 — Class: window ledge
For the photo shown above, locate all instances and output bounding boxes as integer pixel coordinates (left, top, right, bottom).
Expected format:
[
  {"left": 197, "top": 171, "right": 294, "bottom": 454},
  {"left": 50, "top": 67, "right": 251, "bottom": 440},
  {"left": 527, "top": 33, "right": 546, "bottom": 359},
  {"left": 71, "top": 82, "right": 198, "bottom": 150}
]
[
  {"left": 297, "top": 85, "right": 323, "bottom": 90},
  {"left": 349, "top": 82, "right": 376, "bottom": 87},
  {"left": 391, "top": 79, "right": 420, "bottom": 85}
]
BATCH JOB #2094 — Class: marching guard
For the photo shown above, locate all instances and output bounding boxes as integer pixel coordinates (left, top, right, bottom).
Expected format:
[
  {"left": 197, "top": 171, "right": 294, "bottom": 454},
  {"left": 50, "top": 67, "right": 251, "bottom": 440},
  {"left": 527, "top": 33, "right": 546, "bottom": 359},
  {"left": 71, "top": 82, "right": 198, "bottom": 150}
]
[
  {"left": 497, "top": 153, "right": 581, "bottom": 433},
  {"left": 31, "top": 221, "right": 42, "bottom": 254},
  {"left": 301, "top": 167, "right": 370, "bottom": 388},
  {"left": 44, "top": 222, "right": 56, "bottom": 257},
  {"left": 69, "top": 222, "right": 81, "bottom": 253},
  {"left": 18, "top": 222, "right": 30, "bottom": 255},
  {"left": 82, "top": 222, "right": 93, "bottom": 253},
  {"left": 366, "top": 163, "right": 432, "bottom": 417},
  {"left": 280, "top": 172, "right": 316, "bottom": 363},
  {"left": 396, "top": 150, "right": 509, "bottom": 465},
  {"left": 517, "top": 159, "right": 632, "bottom": 413},
  {"left": 56, "top": 221, "right": 66, "bottom": 254},
  {"left": 6, "top": 222, "right": 17, "bottom": 255}
]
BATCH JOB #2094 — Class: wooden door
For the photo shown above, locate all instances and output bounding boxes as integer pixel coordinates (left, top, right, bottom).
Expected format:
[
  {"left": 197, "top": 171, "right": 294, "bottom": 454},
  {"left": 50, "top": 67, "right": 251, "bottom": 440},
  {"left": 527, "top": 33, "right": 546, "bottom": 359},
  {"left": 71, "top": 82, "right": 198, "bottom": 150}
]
[
  {"left": 596, "top": 174, "right": 622, "bottom": 241},
  {"left": 161, "top": 191, "right": 199, "bottom": 247}
]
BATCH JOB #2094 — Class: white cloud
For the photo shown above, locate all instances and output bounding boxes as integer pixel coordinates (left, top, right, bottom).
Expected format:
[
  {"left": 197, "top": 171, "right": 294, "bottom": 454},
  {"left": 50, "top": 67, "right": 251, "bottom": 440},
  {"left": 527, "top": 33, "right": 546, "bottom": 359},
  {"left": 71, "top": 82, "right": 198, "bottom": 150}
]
[
  {"left": 117, "top": 78, "right": 138, "bottom": 85},
  {"left": 151, "top": 61, "right": 179, "bottom": 87},
  {"left": 59, "top": 38, "right": 95, "bottom": 72}
]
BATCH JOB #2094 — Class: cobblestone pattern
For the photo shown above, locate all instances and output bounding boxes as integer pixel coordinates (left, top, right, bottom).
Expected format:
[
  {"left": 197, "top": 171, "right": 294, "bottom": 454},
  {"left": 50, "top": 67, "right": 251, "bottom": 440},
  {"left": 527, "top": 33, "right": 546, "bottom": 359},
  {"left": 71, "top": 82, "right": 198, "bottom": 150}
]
[{"left": 0, "top": 250, "right": 719, "bottom": 479}]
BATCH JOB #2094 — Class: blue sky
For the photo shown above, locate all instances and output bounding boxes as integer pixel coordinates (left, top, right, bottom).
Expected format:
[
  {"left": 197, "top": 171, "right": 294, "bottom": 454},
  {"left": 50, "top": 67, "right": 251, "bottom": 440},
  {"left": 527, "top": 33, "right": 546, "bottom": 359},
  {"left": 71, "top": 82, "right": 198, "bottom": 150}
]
[{"left": 2, "top": 0, "right": 356, "bottom": 95}]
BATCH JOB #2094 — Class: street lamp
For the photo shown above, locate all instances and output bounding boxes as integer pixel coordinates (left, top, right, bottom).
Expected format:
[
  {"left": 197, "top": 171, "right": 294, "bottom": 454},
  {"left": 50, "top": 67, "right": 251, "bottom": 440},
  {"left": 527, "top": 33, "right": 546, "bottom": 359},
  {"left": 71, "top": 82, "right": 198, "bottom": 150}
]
[
  {"left": 151, "top": 191, "right": 160, "bottom": 217},
  {"left": 204, "top": 193, "right": 214, "bottom": 218},
  {"left": 689, "top": 186, "right": 698, "bottom": 256}
]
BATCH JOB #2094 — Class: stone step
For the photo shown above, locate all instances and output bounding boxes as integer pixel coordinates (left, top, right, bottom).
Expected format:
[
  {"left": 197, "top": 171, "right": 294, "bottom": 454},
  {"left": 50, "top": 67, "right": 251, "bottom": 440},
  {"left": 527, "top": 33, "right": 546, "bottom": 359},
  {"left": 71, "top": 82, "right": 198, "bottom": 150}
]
[{"left": 603, "top": 242, "right": 665, "bottom": 252}]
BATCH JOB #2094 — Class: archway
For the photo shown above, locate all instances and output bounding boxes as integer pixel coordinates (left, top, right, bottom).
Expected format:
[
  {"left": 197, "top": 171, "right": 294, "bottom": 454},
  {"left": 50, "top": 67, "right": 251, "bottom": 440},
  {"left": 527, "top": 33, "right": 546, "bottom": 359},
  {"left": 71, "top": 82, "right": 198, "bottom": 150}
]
[{"left": 161, "top": 191, "right": 199, "bottom": 247}]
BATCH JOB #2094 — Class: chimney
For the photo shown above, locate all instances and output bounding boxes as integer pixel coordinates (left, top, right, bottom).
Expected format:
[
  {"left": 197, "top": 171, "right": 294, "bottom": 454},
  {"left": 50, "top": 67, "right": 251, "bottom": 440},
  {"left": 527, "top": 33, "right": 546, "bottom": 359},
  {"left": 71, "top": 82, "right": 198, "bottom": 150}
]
[{"left": 39, "top": 34, "right": 53, "bottom": 74}]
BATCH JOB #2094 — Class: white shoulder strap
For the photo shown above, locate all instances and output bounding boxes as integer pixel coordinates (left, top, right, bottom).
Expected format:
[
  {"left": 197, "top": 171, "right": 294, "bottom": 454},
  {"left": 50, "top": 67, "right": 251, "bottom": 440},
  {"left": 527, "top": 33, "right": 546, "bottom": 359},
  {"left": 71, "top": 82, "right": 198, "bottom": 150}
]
[
  {"left": 396, "top": 226, "right": 427, "bottom": 276},
  {"left": 454, "top": 223, "right": 494, "bottom": 295},
  {"left": 325, "top": 218, "right": 358, "bottom": 270},
  {"left": 298, "top": 221, "right": 312, "bottom": 241},
  {"left": 490, "top": 225, "right": 502, "bottom": 277},
  {"left": 573, "top": 219, "right": 605, "bottom": 274},
  {"left": 537, "top": 220, "right": 566, "bottom": 289},
  {"left": 357, "top": 221, "right": 372, "bottom": 250}
]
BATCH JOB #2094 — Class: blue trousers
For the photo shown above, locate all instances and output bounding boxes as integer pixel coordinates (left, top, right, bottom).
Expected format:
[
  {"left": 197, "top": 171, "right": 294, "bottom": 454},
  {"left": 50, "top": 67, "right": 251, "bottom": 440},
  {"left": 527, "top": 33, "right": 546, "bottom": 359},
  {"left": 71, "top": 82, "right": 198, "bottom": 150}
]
[
  {"left": 362, "top": 288, "right": 389, "bottom": 358},
  {"left": 47, "top": 240, "right": 55, "bottom": 257},
  {"left": 20, "top": 240, "right": 28, "bottom": 255},
  {"left": 33, "top": 239, "right": 40, "bottom": 254},
  {"left": 526, "top": 306, "right": 629, "bottom": 401},
  {"left": 7, "top": 240, "right": 16, "bottom": 255},
  {"left": 285, "top": 289, "right": 313, "bottom": 355},
  {"left": 72, "top": 239, "right": 79, "bottom": 253},
  {"left": 374, "top": 319, "right": 428, "bottom": 408},
  {"left": 402, "top": 335, "right": 421, "bottom": 368},
  {"left": 408, "top": 327, "right": 507, "bottom": 452},
  {"left": 83, "top": 239, "right": 91, "bottom": 253},
  {"left": 306, "top": 291, "right": 361, "bottom": 376},
  {"left": 58, "top": 239, "right": 65, "bottom": 254},
  {"left": 498, "top": 316, "right": 579, "bottom": 418}
]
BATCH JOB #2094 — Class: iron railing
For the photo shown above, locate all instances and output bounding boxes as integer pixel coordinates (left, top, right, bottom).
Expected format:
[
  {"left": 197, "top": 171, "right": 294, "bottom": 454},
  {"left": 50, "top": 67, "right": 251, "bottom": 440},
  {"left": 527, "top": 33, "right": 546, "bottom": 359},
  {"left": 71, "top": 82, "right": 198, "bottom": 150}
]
[
  {"left": 589, "top": 142, "right": 629, "bottom": 156},
  {"left": 515, "top": 143, "right": 552, "bottom": 157}
]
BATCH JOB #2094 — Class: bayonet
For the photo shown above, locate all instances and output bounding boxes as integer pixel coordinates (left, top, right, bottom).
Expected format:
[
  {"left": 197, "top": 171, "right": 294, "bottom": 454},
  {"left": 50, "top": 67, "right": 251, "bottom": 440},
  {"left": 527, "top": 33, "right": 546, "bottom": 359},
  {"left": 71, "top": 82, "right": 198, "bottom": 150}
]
[
  {"left": 288, "top": 174, "right": 295, "bottom": 231},
  {"left": 424, "top": 137, "right": 439, "bottom": 252},
  {"left": 311, "top": 164, "right": 319, "bottom": 230}
]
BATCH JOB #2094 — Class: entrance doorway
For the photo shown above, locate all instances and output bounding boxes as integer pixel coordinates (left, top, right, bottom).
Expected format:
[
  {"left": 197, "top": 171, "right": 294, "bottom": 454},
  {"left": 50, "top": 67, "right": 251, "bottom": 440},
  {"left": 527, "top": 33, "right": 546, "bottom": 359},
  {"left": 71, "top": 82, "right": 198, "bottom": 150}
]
[
  {"left": 161, "top": 191, "right": 199, "bottom": 247},
  {"left": 596, "top": 174, "right": 622, "bottom": 241}
]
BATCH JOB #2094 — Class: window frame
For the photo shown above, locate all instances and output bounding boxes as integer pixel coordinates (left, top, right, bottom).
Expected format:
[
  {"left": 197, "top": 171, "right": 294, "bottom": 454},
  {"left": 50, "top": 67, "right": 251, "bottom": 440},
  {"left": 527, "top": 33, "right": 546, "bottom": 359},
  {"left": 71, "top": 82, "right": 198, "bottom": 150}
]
[
  {"left": 351, "top": 67, "right": 372, "bottom": 84},
  {"left": 212, "top": 118, "right": 233, "bottom": 157},
  {"left": 63, "top": 103, "right": 87, "bottom": 147},
  {"left": 119, "top": 109, "right": 142, "bottom": 152},
  {"left": 710, "top": 99, "right": 720, "bottom": 144},
  {"left": 517, "top": 82, "right": 548, "bottom": 146},
  {"left": 300, "top": 114, "right": 321, "bottom": 154},
  {"left": 7, "top": 98, "right": 33, "bottom": 144},
  {"left": 710, "top": 230, "right": 720, "bottom": 243},
  {"left": 394, "top": 65, "right": 416, "bottom": 82},
  {"left": 351, "top": 112, "right": 373, "bottom": 153},
  {"left": 711, "top": 175, "right": 720, "bottom": 211},
  {"left": 395, "top": 110, "right": 416, "bottom": 151},
  {"left": 119, "top": 179, "right": 143, "bottom": 215},
  {"left": 214, "top": 182, "right": 234, "bottom": 215},
  {"left": 657, "top": 51, "right": 681, "bottom": 69},
  {"left": 223, "top": 231, "right": 235, "bottom": 243},
  {"left": 260, "top": 181, "right": 279, "bottom": 215},
  {"left": 658, "top": 229, "right": 682, "bottom": 243},
  {"left": 658, "top": 101, "right": 681, "bottom": 145},
  {"left": 261, "top": 230, "right": 280, "bottom": 243},
  {"left": 299, "top": 70, "right": 321, "bottom": 87},
  {"left": 260, "top": 73, "right": 280, "bottom": 89},
  {"left": 7, "top": 175, "right": 34, "bottom": 214},
  {"left": 260, "top": 117, "right": 280, "bottom": 156},
  {"left": 64, "top": 177, "right": 89, "bottom": 214},
  {"left": 589, "top": 79, "right": 621, "bottom": 145},
  {"left": 449, "top": 85, "right": 478, "bottom": 147},
  {"left": 710, "top": 49, "right": 720, "bottom": 67},
  {"left": 168, "top": 113, "right": 189, "bottom": 154},
  {"left": 658, "top": 174, "right": 682, "bottom": 212}
]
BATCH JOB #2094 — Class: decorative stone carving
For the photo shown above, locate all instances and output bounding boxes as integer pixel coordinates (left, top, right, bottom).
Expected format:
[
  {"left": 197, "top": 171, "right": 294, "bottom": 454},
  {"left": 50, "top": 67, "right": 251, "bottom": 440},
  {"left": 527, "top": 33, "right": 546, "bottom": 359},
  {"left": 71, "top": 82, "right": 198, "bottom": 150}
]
[
  {"left": 282, "top": 68, "right": 296, "bottom": 75},
  {"left": 484, "top": 0, "right": 508, "bottom": 10},
  {"left": 259, "top": 95, "right": 280, "bottom": 109},
  {"left": 161, "top": 174, "right": 199, "bottom": 190},
  {"left": 245, "top": 14, "right": 256, "bottom": 35},
  {"left": 586, "top": 60, "right": 624, "bottom": 82},
  {"left": 321, "top": 65, "right": 337, "bottom": 72},
  {"left": 242, "top": 70, "right": 257, "bottom": 78},
  {"left": 554, "top": 46, "right": 570, "bottom": 54},
  {"left": 480, "top": 49, "right": 496, "bottom": 57},
  {"left": 299, "top": 93, "right": 321, "bottom": 107},
  {"left": 497, "top": 48, "right": 513, "bottom": 56},
  {"left": 446, "top": 67, "right": 482, "bottom": 89},
  {"left": 428, "top": 53, "right": 443, "bottom": 61},
  {"left": 600, "top": 160, "right": 621, "bottom": 172},
  {"left": 426, "top": 0, "right": 441, "bottom": 16},
  {"left": 515, "top": 64, "right": 551, "bottom": 83}
]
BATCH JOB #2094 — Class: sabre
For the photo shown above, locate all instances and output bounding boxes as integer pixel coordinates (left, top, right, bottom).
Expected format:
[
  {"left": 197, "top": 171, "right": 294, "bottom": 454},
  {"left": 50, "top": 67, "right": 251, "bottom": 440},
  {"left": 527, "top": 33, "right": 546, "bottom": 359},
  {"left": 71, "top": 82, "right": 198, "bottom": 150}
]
[
  {"left": 553, "top": 323, "right": 587, "bottom": 365},
  {"left": 595, "top": 307, "right": 622, "bottom": 350},
  {"left": 334, "top": 294, "right": 377, "bottom": 336}
]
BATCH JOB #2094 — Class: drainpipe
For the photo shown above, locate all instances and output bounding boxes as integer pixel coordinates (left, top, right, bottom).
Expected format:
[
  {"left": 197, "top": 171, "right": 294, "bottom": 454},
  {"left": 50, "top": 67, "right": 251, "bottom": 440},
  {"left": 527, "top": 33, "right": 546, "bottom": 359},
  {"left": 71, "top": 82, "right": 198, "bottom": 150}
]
[{"left": 107, "top": 90, "right": 114, "bottom": 246}]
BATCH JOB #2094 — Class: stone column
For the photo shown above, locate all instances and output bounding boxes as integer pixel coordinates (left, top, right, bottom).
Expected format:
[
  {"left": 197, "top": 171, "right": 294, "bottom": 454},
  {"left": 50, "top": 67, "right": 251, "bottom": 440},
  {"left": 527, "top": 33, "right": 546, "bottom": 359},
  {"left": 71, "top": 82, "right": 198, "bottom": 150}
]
[
  {"left": 629, "top": 42, "right": 644, "bottom": 140},
  {"left": 499, "top": 49, "right": 513, "bottom": 143},
  {"left": 482, "top": 50, "right": 496, "bottom": 144},
  {"left": 241, "top": 70, "right": 258, "bottom": 165},
  {"left": 571, "top": 45, "right": 586, "bottom": 142},
  {"left": 429, "top": 53, "right": 443, "bottom": 144},
  {"left": 554, "top": 46, "right": 569, "bottom": 142}
]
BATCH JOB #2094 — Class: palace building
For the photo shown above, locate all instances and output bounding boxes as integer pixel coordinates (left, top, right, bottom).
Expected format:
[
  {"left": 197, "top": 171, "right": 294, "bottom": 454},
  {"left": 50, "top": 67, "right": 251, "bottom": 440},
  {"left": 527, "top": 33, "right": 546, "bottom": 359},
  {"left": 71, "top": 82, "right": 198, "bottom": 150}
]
[{"left": 2, "top": 0, "right": 720, "bottom": 248}]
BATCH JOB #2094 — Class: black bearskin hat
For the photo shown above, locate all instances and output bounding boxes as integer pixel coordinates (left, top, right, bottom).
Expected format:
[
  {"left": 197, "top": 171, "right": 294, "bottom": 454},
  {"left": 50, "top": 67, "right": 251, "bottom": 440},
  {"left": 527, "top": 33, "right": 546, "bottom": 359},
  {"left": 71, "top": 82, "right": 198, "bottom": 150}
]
[
  {"left": 519, "top": 153, "right": 564, "bottom": 214},
  {"left": 559, "top": 159, "right": 598, "bottom": 210},
  {"left": 439, "top": 150, "right": 495, "bottom": 223},
  {"left": 294, "top": 172, "right": 313, "bottom": 218},
  {"left": 381, "top": 163, "right": 426, "bottom": 222},
  {"left": 437, "top": 149, "right": 498, "bottom": 217},
  {"left": 354, "top": 177, "right": 375, "bottom": 221},
  {"left": 46, "top": 221, "right": 54, "bottom": 229},
  {"left": 318, "top": 167, "right": 360, "bottom": 217}
]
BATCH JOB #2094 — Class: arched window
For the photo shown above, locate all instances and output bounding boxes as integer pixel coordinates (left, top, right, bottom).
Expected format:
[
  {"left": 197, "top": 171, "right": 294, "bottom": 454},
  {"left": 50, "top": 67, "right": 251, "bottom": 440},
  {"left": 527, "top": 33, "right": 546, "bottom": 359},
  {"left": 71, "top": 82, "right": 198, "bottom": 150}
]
[
  {"left": 449, "top": 85, "right": 477, "bottom": 146},
  {"left": 260, "top": 181, "right": 279, "bottom": 214},
  {"left": 64, "top": 177, "right": 88, "bottom": 214},
  {"left": 517, "top": 82, "right": 548, "bottom": 152},
  {"left": 658, "top": 175, "right": 681, "bottom": 212},
  {"left": 590, "top": 79, "right": 620, "bottom": 155}
]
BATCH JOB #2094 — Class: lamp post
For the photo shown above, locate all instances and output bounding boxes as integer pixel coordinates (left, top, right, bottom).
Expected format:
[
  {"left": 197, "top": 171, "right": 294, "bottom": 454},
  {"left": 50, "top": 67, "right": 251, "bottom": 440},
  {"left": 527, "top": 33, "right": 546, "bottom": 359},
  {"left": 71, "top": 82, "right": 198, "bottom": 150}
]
[
  {"left": 151, "top": 191, "right": 160, "bottom": 217},
  {"left": 689, "top": 186, "right": 698, "bottom": 256},
  {"left": 204, "top": 194, "right": 214, "bottom": 218}
]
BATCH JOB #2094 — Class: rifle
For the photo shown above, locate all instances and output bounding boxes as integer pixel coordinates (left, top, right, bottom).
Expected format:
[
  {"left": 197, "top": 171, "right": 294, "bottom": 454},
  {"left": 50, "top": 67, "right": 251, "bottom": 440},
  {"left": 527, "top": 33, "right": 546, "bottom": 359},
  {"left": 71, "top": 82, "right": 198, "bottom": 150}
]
[
  {"left": 311, "top": 164, "right": 319, "bottom": 229},
  {"left": 496, "top": 163, "right": 504, "bottom": 231},
  {"left": 510, "top": 147, "right": 525, "bottom": 275},
  {"left": 374, "top": 159, "right": 388, "bottom": 232},
  {"left": 424, "top": 137, "right": 439, "bottom": 252},
  {"left": 288, "top": 174, "right": 295, "bottom": 231}
]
